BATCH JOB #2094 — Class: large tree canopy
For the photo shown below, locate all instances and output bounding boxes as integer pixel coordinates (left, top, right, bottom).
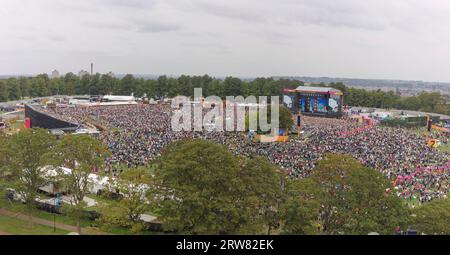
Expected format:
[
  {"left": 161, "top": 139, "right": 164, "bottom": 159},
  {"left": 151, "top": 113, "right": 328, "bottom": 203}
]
[
  {"left": 1, "top": 128, "right": 56, "bottom": 226},
  {"left": 51, "top": 134, "right": 111, "bottom": 234},
  {"left": 283, "top": 154, "right": 409, "bottom": 235},
  {"left": 151, "top": 139, "right": 282, "bottom": 234}
]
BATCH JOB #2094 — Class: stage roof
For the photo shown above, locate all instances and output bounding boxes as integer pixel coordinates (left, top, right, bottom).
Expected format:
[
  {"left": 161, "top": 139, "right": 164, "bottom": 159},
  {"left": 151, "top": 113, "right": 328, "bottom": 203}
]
[
  {"left": 284, "top": 86, "right": 343, "bottom": 95},
  {"left": 103, "top": 95, "right": 135, "bottom": 101}
]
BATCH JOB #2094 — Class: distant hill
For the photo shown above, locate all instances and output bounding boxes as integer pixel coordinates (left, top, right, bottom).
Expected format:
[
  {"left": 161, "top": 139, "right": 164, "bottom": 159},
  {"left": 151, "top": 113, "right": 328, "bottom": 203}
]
[{"left": 272, "top": 76, "right": 450, "bottom": 95}]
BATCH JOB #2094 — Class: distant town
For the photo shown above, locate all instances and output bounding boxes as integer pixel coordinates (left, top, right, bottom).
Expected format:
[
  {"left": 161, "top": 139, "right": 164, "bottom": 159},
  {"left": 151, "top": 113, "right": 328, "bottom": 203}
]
[{"left": 274, "top": 76, "right": 450, "bottom": 97}]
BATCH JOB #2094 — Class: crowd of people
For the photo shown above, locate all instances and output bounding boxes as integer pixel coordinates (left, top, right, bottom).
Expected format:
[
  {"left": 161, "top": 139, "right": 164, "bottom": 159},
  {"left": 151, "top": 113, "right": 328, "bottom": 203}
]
[{"left": 42, "top": 103, "right": 449, "bottom": 204}]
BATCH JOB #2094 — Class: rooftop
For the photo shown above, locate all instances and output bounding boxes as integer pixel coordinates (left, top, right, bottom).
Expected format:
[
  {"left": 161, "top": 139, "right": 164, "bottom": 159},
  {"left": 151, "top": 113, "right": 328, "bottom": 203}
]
[{"left": 294, "top": 86, "right": 342, "bottom": 93}]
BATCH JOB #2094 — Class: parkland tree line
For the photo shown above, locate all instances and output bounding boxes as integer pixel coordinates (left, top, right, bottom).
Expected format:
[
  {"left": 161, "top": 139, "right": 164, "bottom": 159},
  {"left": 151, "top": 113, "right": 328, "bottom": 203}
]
[{"left": 0, "top": 73, "right": 448, "bottom": 115}]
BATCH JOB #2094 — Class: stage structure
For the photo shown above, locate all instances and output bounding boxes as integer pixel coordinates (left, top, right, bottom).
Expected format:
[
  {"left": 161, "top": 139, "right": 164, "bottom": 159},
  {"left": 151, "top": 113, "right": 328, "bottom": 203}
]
[
  {"left": 283, "top": 86, "right": 344, "bottom": 118},
  {"left": 25, "top": 104, "right": 79, "bottom": 131}
]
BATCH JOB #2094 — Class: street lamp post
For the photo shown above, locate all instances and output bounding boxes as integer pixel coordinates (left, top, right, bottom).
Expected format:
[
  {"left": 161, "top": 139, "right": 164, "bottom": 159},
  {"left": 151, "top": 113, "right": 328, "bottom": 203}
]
[
  {"left": 53, "top": 193, "right": 60, "bottom": 233},
  {"left": 53, "top": 196, "right": 56, "bottom": 233}
]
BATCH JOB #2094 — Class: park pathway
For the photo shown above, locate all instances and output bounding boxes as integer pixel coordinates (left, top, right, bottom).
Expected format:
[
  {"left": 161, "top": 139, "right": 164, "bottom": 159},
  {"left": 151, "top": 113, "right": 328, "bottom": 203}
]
[
  {"left": 0, "top": 208, "right": 106, "bottom": 234},
  {"left": 0, "top": 230, "right": 10, "bottom": 235}
]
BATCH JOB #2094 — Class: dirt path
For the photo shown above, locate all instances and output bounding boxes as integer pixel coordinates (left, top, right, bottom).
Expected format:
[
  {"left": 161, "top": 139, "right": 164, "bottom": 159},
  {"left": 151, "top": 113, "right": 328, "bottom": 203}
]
[
  {"left": 0, "top": 230, "right": 10, "bottom": 235},
  {"left": 0, "top": 208, "right": 105, "bottom": 234}
]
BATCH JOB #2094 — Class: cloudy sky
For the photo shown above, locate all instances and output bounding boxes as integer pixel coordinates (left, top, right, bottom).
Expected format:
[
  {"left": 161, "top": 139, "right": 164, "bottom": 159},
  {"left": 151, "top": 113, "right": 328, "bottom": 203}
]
[{"left": 2, "top": 0, "right": 450, "bottom": 82}]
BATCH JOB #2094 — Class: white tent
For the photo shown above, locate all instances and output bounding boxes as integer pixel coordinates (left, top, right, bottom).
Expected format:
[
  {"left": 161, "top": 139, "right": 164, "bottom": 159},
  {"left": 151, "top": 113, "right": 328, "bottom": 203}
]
[
  {"left": 40, "top": 166, "right": 111, "bottom": 195},
  {"left": 102, "top": 95, "right": 135, "bottom": 102}
]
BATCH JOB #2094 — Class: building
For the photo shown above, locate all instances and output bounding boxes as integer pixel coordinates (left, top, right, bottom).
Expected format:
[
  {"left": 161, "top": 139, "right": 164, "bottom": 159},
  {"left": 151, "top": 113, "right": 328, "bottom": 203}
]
[
  {"left": 283, "top": 86, "right": 344, "bottom": 117},
  {"left": 51, "top": 70, "right": 60, "bottom": 79}
]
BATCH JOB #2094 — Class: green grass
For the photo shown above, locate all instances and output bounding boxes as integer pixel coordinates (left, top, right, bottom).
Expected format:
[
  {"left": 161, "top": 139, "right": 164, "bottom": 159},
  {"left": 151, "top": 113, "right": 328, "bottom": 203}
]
[
  {"left": 0, "top": 189, "right": 163, "bottom": 235},
  {"left": 107, "top": 226, "right": 163, "bottom": 235},
  {"left": 439, "top": 143, "right": 450, "bottom": 154},
  {"left": 10, "top": 120, "right": 24, "bottom": 130},
  {"left": 414, "top": 128, "right": 450, "bottom": 153},
  {"left": 0, "top": 190, "right": 93, "bottom": 228},
  {"left": 0, "top": 214, "right": 69, "bottom": 235}
]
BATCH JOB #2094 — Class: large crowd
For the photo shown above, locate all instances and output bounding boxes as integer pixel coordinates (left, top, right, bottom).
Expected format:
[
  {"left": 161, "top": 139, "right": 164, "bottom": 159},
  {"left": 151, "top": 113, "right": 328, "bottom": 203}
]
[{"left": 42, "top": 103, "right": 449, "bottom": 204}]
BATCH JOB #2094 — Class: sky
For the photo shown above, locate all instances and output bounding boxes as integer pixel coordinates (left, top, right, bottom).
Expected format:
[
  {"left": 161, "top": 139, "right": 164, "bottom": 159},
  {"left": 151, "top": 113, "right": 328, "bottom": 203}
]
[{"left": 2, "top": 0, "right": 450, "bottom": 82}]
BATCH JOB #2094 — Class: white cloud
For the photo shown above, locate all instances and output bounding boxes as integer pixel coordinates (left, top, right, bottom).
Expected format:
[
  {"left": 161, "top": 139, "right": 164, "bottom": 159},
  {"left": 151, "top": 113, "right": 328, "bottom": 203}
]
[{"left": 1, "top": 0, "right": 450, "bottom": 82}]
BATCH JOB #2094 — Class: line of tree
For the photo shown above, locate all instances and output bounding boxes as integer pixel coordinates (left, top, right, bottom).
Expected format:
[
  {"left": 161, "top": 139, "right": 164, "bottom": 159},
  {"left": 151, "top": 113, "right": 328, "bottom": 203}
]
[
  {"left": 0, "top": 74, "right": 300, "bottom": 101},
  {"left": 0, "top": 73, "right": 448, "bottom": 115},
  {"left": 326, "top": 82, "right": 449, "bottom": 115}
]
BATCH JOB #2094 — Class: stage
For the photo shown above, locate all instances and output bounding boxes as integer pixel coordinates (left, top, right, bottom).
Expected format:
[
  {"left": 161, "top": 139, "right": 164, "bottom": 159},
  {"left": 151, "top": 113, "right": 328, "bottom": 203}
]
[{"left": 283, "top": 86, "right": 344, "bottom": 118}]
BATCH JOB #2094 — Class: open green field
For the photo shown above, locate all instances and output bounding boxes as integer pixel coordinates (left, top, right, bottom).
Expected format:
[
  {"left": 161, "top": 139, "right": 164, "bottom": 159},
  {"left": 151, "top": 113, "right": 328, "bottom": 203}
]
[
  {"left": 0, "top": 190, "right": 92, "bottom": 228},
  {"left": 0, "top": 214, "right": 69, "bottom": 235},
  {"left": 0, "top": 188, "right": 162, "bottom": 235}
]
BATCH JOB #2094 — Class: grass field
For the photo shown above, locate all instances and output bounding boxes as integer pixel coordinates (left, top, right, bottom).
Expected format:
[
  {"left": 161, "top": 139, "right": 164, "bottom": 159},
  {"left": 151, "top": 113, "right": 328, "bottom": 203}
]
[
  {"left": 0, "top": 214, "right": 69, "bottom": 235},
  {"left": 0, "top": 189, "right": 161, "bottom": 235},
  {"left": 440, "top": 143, "right": 450, "bottom": 154},
  {"left": 0, "top": 190, "right": 92, "bottom": 228},
  {"left": 10, "top": 120, "right": 24, "bottom": 130}
]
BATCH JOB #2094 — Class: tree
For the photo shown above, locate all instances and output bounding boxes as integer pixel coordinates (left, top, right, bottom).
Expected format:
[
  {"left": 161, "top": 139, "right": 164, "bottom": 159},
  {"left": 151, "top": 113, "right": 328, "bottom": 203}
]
[
  {"left": 134, "top": 78, "right": 146, "bottom": 98},
  {"left": 76, "top": 74, "right": 91, "bottom": 95},
  {"left": 0, "top": 80, "right": 9, "bottom": 102},
  {"left": 88, "top": 73, "right": 101, "bottom": 95},
  {"left": 282, "top": 178, "right": 323, "bottom": 234},
  {"left": 7, "top": 78, "right": 21, "bottom": 100},
  {"left": 2, "top": 128, "right": 56, "bottom": 227},
  {"left": 18, "top": 76, "right": 30, "bottom": 98},
  {"left": 63, "top": 72, "right": 78, "bottom": 95},
  {"left": 144, "top": 80, "right": 158, "bottom": 99},
  {"left": 207, "top": 79, "right": 224, "bottom": 98},
  {"left": 99, "top": 74, "right": 117, "bottom": 95},
  {"left": 201, "top": 74, "right": 213, "bottom": 96},
  {"left": 306, "top": 154, "right": 408, "bottom": 235},
  {"left": 48, "top": 78, "right": 63, "bottom": 95},
  {"left": 240, "top": 157, "right": 284, "bottom": 234},
  {"left": 177, "top": 75, "right": 192, "bottom": 97},
  {"left": 0, "top": 133, "right": 9, "bottom": 175},
  {"left": 119, "top": 74, "right": 136, "bottom": 95},
  {"left": 279, "top": 106, "right": 294, "bottom": 130},
  {"left": 409, "top": 198, "right": 450, "bottom": 234},
  {"left": 167, "top": 77, "right": 180, "bottom": 98},
  {"left": 151, "top": 139, "right": 254, "bottom": 234},
  {"left": 4, "top": 73, "right": 448, "bottom": 115},
  {"left": 99, "top": 167, "right": 151, "bottom": 232},
  {"left": 30, "top": 77, "right": 49, "bottom": 97},
  {"left": 244, "top": 105, "right": 291, "bottom": 133},
  {"left": 156, "top": 75, "right": 168, "bottom": 98},
  {"left": 52, "top": 134, "right": 110, "bottom": 234},
  {"left": 224, "top": 77, "right": 243, "bottom": 96}
]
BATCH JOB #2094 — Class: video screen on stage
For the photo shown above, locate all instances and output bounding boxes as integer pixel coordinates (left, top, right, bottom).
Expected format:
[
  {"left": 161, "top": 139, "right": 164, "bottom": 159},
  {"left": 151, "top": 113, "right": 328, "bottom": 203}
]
[
  {"left": 283, "top": 95, "right": 293, "bottom": 109},
  {"left": 317, "top": 97, "right": 327, "bottom": 113},
  {"left": 329, "top": 96, "right": 340, "bottom": 113}
]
